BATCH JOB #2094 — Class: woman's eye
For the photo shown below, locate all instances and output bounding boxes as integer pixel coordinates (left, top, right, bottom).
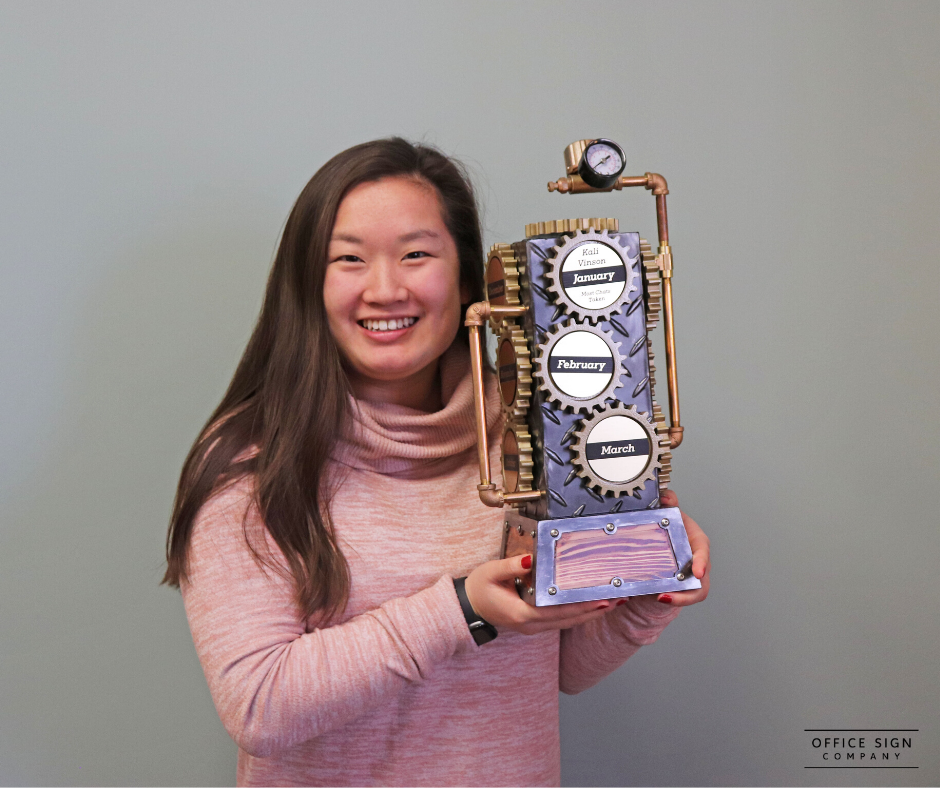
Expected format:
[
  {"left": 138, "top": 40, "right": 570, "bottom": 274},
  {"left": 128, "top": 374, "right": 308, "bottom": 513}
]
[
  {"left": 333, "top": 254, "right": 363, "bottom": 263},
  {"left": 404, "top": 251, "right": 429, "bottom": 260}
]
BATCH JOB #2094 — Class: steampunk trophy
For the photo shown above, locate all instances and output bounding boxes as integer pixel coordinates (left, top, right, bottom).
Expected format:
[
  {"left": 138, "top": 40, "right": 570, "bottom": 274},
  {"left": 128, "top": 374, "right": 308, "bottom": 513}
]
[{"left": 465, "top": 139, "right": 701, "bottom": 605}]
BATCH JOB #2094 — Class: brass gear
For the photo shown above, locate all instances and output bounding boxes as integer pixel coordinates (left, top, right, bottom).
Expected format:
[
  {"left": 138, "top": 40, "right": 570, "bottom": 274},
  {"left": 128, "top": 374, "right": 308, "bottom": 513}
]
[
  {"left": 501, "top": 419, "right": 534, "bottom": 494},
  {"left": 485, "top": 243, "right": 522, "bottom": 330},
  {"left": 651, "top": 399, "right": 673, "bottom": 493},
  {"left": 571, "top": 402, "right": 665, "bottom": 498},
  {"left": 496, "top": 326, "right": 532, "bottom": 419},
  {"left": 544, "top": 228, "right": 638, "bottom": 324},
  {"left": 533, "top": 318, "right": 624, "bottom": 413},
  {"left": 639, "top": 238, "right": 662, "bottom": 332},
  {"left": 647, "top": 338, "right": 656, "bottom": 393},
  {"left": 524, "top": 217, "right": 619, "bottom": 238}
]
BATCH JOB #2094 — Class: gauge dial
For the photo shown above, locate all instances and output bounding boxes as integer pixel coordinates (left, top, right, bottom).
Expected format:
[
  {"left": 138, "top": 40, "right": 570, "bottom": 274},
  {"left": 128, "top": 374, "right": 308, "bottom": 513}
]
[{"left": 578, "top": 138, "right": 626, "bottom": 189}]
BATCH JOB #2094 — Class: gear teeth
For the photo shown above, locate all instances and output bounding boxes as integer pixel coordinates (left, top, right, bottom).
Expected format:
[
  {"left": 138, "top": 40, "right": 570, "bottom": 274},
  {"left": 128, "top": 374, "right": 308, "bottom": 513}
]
[
  {"left": 570, "top": 402, "right": 664, "bottom": 498},
  {"left": 544, "top": 228, "right": 639, "bottom": 324},
  {"left": 646, "top": 339, "right": 656, "bottom": 393},
  {"left": 497, "top": 327, "right": 532, "bottom": 419},
  {"left": 525, "top": 217, "right": 620, "bottom": 238},
  {"left": 501, "top": 419, "right": 534, "bottom": 494},
  {"left": 532, "top": 318, "right": 625, "bottom": 414},
  {"left": 485, "top": 243, "right": 523, "bottom": 330},
  {"left": 640, "top": 238, "right": 662, "bottom": 332},
  {"left": 651, "top": 399, "right": 673, "bottom": 493}
]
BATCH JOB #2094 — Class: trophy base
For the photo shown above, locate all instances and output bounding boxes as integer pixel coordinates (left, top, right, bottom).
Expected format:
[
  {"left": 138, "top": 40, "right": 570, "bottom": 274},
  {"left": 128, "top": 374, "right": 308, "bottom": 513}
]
[{"left": 501, "top": 506, "right": 701, "bottom": 606}]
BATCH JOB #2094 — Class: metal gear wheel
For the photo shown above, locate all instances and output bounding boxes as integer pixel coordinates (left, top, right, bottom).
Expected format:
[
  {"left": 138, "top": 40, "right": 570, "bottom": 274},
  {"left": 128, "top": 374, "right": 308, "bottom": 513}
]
[
  {"left": 571, "top": 402, "right": 667, "bottom": 498},
  {"left": 544, "top": 229, "right": 638, "bottom": 324},
  {"left": 485, "top": 243, "right": 522, "bottom": 329},
  {"left": 651, "top": 399, "right": 673, "bottom": 493},
  {"left": 533, "top": 318, "right": 624, "bottom": 413},
  {"left": 524, "top": 217, "right": 619, "bottom": 238},
  {"left": 647, "top": 338, "right": 656, "bottom": 393},
  {"left": 639, "top": 238, "right": 662, "bottom": 332},
  {"left": 501, "top": 419, "right": 534, "bottom": 494},
  {"left": 496, "top": 326, "right": 532, "bottom": 419}
]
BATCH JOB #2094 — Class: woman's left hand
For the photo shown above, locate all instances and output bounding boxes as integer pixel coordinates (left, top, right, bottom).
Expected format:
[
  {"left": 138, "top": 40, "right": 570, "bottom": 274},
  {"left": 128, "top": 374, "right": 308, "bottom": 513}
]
[{"left": 656, "top": 489, "right": 710, "bottom": 607}]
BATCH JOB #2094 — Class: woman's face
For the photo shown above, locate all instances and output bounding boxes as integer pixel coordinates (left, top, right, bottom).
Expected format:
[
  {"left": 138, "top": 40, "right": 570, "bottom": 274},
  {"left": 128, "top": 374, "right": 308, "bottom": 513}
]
[{"left": 324, "top": 176, "right": 468, "bottom": 408}]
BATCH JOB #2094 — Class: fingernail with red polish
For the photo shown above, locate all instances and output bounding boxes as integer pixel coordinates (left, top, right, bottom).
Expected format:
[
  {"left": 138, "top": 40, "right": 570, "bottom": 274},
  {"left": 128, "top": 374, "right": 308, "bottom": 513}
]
[
  {"left": 616, "top": 600, "right": 627, "bottom": 606},
  {"left": 521, "top": 555, "right": 532, "bottom": 570},
  {"left": 658, "top": 594, "right": 673, "bottom": 604}
]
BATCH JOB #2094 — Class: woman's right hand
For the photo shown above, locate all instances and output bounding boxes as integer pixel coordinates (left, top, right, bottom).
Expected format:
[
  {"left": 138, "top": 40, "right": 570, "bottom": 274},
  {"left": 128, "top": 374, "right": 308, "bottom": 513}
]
[{"left": 464, "top": 554, "right": 612, "bottom": 635}]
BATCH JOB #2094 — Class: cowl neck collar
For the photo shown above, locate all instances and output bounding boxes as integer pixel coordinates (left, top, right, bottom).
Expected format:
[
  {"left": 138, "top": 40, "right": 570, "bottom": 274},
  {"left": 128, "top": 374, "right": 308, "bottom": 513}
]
[{"left": 335, "top": 342, "right": 501, "bottom": 478}]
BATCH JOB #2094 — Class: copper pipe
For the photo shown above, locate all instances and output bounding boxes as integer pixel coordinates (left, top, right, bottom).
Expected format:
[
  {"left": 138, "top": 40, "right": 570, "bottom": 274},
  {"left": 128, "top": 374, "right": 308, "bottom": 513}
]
[
  {"left": 490, "top": 305, "right": 526, "bottom": 323},
  {"left": 655, "top": 195, "right": 669, "bottom": 246},
  {"left": 549, "top": 170, "right": 684, "bottom": 449},
  {"left": 477, "top": 484, "right": 501, "bottom": 508},
  {"left": 660, "top": 273, "right": 683, "bottom": 448},
  {"left": 477, "top": 486, "right": 540, "bottom": 508},
  {"left": 465, "top": 302, "right": 539, "bottom": 508},
  {"left": 465, "top": 300, "right": 490, "bottom": 327},
  {"left": 504, "top": 490, "right": 542, "bottom": 504},
  {"left": 548, "top": 174, "right": 631, "bottom": 194},
  {"left": 645, "top": 178, "right": 680, "bottom": 448},
  {"left": 620, "top": 175, "right": 651, "bottom": 188},
  {"left": 644, "top": 172, "right": 669, "bottom": 195},
  {"left": 466, "top": 318, "right": 492, "bottom": 491},
  {"left": 465, "top": 301, "right": 526, "bottom": 327}
]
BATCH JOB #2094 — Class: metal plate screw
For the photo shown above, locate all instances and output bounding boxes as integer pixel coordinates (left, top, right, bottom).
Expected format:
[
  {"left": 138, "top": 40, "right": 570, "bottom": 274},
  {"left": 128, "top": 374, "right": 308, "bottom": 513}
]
[
  {"left": 550, "top": 529, "right": 559, "bottom": 538},
  {"left": 530, "top": 530, "right": 536, "bottom": 539},
  {"left": 527, "top": 587, "right": 534, "bottom": 595},
  {"left": 612, "top": 578, "right": 622, "bottom": 587},
  {"left": 660, "top": 518, "right": 670, "bottom": 527},
  {"left": 504, "top": 521, "right": 511, "bottom": 532},
  {"left": 676, "top": 572, "right": 686, "bottom": 581},
  {"left": 548, "top": 586, "right": 557, "bottom": 595},
  {"left": 517, "top": 524, "right": 524, "bottom": 535},
  {"left": 605, "top": 523, "right": 615, "bottom": 533}
]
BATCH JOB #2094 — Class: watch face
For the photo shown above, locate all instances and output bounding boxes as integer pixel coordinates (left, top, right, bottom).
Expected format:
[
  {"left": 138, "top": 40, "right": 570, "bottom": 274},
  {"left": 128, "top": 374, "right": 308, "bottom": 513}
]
[{"left": 585, "top": 141, "right": 624, "bottom": 176}]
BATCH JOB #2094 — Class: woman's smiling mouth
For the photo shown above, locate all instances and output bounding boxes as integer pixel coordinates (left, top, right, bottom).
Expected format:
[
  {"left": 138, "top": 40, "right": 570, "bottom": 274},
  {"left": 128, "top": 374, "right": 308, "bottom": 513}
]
[{"left": 358, "top": 317, "right": 419, "bottom": 332}]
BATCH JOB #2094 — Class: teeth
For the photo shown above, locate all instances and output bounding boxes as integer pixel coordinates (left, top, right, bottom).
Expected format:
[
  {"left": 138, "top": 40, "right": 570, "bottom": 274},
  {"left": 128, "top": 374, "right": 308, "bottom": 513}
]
[{"left": 361, "top": 317, "right": 417, "bottom": 332}]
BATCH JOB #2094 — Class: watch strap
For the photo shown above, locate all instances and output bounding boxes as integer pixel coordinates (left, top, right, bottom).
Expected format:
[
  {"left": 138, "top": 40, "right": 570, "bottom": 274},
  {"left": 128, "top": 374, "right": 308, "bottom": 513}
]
[{"left": 453, "top": 577, "right": 498, "bottom": 645}]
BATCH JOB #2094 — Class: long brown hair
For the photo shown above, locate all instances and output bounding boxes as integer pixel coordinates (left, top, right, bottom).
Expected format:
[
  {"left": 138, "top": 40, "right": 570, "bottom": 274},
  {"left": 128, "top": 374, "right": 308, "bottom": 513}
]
[{"left": 163, "top": 138, "right": 485, "bottom": 620}]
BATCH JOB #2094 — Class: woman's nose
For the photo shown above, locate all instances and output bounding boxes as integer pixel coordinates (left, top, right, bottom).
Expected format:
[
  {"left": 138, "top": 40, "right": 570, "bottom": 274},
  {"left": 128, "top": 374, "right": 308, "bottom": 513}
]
[{"left": 362, "top": 261, "right": 408, "bottom": 304}]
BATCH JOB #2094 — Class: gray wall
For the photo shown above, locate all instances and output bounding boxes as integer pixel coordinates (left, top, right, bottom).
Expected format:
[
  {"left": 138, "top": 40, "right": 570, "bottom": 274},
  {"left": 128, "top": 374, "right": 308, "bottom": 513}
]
[{"left": 1, "top": 2, "right": 937, "bottom": 785}]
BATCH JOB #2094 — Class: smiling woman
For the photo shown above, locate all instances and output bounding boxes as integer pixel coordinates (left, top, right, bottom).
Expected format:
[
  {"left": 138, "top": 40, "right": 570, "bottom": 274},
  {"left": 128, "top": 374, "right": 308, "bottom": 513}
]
[
  {"left": 324, "top": 177, "right": 469, "bottom": 410},
  {"left": 162, "top": 138, "right": 697, "bottom": 786}
]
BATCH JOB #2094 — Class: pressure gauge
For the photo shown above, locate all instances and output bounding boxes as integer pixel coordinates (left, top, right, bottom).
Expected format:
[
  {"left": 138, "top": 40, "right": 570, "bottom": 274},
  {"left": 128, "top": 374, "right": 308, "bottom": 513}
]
[{"left": 577, "top": 139, "right": 626, "bottom": 189}]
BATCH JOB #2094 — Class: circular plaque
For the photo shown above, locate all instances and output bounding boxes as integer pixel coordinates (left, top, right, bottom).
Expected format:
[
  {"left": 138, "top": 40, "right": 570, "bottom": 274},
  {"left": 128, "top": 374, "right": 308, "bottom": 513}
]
[
  {"left": 584, "top": 414, "right": 652, "bottom": 485},
  {"left": 548, "top": 330, "right": 615, "bottom": 399},
  {"left": 559, "top": 240, "right": 627, "bottom": 311}
]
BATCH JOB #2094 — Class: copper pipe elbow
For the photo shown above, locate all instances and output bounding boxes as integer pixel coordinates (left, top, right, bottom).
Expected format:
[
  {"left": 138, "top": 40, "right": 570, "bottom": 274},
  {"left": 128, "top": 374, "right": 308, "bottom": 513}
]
[
  {"left": 465, "top": 301, "right": 491, "bottom": 328},
  {"left": 477, "top": 484, "right": 503, "bottom": 508},
  {"left": 645, "top": 173, "right": 669, "bottom": 196},
  {"left": 668, "top": 426, "right": 684, "bottom": 449}
]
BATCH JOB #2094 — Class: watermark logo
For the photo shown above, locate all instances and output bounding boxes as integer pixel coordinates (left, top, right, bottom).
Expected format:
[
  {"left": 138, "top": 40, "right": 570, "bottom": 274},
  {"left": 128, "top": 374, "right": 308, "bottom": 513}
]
[{"left": 804, "top": 729, "right": 918, "bottom": 770}]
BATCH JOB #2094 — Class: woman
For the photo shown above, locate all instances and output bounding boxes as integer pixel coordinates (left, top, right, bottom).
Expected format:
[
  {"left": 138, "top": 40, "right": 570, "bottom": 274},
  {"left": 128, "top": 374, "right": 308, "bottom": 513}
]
[{"left": 164, "top": 137, "right": 710, "bottom": 786}]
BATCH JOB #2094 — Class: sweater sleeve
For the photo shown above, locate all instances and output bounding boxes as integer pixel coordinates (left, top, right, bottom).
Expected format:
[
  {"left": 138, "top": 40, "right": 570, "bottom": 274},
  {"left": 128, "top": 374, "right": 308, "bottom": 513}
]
[
  {"left": 180, "top": 484, "right": 476, "bottom": 758},
  {"left": 557, "top": 595, "right": 680, "bottom": 695}
]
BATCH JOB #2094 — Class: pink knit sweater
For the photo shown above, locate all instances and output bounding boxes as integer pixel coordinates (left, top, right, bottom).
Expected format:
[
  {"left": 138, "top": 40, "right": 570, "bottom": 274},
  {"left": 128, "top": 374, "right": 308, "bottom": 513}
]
[{"left": 181, "top": 346, "right": 680, "bottom": 786}]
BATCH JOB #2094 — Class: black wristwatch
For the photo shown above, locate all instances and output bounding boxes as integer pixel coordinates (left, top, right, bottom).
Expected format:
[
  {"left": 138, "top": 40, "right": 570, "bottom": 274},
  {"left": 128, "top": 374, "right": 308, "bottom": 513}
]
[{"left": 453, "top": 577, "right": 498, "bottom": 645}]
